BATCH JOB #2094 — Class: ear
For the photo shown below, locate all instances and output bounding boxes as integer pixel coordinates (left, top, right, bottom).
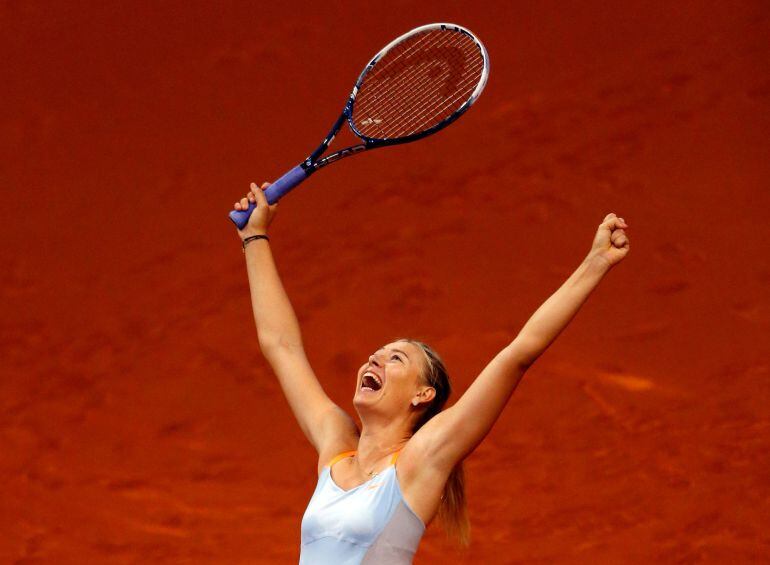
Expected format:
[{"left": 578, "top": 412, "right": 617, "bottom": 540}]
[{"left": 411, "top": 386, "right": 436, "bottom": 407}]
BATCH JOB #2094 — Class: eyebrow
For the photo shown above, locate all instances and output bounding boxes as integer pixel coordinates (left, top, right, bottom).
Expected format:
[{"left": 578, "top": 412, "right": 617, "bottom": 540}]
[{"left": 375, "top": 348, "right": 410, "bottom": 361}]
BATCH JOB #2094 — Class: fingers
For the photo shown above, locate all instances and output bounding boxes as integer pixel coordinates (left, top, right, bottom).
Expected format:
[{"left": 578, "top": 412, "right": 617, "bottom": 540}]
[
  {"left": 600, "top": 212, "right": 629, "bottom": 231},
  {"left": 251, "top": 181, "right": 268, "bottom": 206},
  {"left": 235, "top": 182, "right": 271, "bottom": 210},
  {"left": 611, "top": 228, "right": 629, "bottom": 247},
  {"left": 233, "top": 182, "right": 270, "bottom": 210},
  {"left": 254, "top": 181, "right": 278, "bottom": 210}
]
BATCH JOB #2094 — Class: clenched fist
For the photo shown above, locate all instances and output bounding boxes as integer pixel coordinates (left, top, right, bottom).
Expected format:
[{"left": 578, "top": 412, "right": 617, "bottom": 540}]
[{"left": 586, "top": 213, "right": 630, "bottom": 268}]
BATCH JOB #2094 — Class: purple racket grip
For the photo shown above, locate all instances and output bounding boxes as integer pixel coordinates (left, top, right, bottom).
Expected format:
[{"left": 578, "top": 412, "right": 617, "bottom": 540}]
[{"left": 228, "top": 165, "right": 308, "bottom": 229}]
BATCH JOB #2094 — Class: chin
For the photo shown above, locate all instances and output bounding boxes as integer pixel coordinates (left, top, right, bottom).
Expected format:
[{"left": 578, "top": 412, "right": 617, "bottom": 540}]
[{"left": 353, "top": 388, "right": 382, "bottom": 406}]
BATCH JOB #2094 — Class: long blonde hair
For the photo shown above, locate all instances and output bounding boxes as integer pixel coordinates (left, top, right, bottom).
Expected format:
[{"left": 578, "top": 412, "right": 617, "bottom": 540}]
[{"left": 397, "top": 338, "right": 470, "bottom": 547}]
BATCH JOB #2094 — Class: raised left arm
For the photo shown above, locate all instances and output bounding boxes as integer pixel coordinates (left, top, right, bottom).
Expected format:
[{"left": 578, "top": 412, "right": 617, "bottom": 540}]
[{"left": 418, "top": 213, "right": 630, "bottom": 470}]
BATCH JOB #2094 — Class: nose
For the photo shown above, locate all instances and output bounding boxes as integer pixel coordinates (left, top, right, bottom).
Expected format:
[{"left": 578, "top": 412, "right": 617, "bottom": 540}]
[{"left": 369, "top": 353, "right": 381, "bottom": 366}]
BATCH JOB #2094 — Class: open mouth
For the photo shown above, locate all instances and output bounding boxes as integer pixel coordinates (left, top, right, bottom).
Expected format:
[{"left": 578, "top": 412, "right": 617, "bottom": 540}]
[{"left": 361, "top": 372, "right": 382, "bottom": 392}]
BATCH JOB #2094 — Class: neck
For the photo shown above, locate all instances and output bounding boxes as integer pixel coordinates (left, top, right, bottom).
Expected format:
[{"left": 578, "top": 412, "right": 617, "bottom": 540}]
[{"left": 355, "top": 413, "right": 413, "bottom": 468}]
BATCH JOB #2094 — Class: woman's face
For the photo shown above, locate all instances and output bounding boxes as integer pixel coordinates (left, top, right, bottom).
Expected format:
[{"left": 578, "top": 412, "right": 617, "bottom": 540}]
[{"left": 353, "top": 340, "right": 428, "bottom": 413}]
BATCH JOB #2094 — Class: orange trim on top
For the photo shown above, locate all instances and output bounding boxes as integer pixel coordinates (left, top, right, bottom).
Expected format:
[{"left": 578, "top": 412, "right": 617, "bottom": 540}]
[
  {"left": 327, "top": 450, "right": 356, "bottom": 468},
  {"left": 327, "top": 450, "right": 401, "bottom": 469}
]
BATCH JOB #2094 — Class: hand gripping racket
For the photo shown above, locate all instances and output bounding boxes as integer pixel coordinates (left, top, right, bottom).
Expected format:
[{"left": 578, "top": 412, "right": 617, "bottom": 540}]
[{"left": 229, "top": 23, "right": 490, "bottom": 229}]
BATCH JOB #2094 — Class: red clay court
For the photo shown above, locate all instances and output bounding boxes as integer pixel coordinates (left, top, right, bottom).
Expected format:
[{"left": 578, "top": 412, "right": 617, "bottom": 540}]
[{"left": 2, "top": 1, "right": 769, "bottom": 563}]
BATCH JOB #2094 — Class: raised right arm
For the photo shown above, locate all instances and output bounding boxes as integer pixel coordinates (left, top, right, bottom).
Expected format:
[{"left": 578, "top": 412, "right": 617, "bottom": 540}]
[{"left": 236, "top": 183, "right": 358, "bottom": 453}]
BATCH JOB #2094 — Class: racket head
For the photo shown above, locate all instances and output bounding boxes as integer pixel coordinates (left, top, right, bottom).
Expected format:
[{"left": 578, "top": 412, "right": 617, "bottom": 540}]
[{"left": 347, "top": 23, "right": 489, "bottom": 145}]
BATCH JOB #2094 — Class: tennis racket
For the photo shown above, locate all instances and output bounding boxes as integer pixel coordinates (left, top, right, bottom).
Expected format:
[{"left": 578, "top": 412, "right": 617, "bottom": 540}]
[{"left": 229, "top": 22, "right": 490, "bottom": 229}]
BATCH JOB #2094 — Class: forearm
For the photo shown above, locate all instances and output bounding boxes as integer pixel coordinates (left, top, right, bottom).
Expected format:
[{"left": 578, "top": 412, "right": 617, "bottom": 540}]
[
  {"left": 244, "top": 240, "right": 303, "bottom": 351},
  {"left": 511, "top": 255, "right": 611, "bottom": 367}
]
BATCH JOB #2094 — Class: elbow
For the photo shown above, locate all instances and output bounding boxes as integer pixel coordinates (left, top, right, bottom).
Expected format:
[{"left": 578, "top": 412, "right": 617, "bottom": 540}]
[
  {"left": 513, "top": 354, "right": 535, "bottom": 374},
  {"left": 258, "top": 332, "right": 304, "bottom": 356},
  {"left": 504, "top": 339, "right": 539, "bottom": 372},
  {"left": 257, "top": 332, "right": 279, "bottom": 353}
]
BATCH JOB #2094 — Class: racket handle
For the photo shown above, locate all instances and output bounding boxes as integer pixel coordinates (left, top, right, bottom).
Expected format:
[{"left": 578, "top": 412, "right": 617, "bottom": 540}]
[{"left": 228, "top": 165, "right": 308, "bottom": 229}]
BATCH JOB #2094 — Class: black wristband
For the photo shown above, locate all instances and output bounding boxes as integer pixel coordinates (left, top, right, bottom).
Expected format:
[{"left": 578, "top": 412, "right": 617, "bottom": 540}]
[{"left": 242, "top": 234, "right": 269, "bottom": 252}]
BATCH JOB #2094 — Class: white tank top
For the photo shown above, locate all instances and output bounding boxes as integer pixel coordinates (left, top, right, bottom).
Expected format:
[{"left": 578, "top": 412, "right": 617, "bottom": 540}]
[{"left": 300, "top": 451, "right": 426, "bottom": 564}]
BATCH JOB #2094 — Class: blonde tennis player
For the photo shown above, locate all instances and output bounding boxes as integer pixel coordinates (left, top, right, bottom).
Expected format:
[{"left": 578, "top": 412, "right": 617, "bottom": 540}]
[{"left": 233, "top": 182, "right": 630, "bottom": 563}]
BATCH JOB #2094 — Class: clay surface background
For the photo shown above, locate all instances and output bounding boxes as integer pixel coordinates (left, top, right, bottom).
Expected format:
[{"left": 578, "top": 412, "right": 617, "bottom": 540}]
[{"left": 2, "top": 1, "right": 769, "bottom": 563}]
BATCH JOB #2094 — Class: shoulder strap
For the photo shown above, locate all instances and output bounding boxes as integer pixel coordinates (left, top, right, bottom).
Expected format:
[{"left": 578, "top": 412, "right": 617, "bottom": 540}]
[
  {"left": 389, "top": 450, "right": 401, "bottom": 465},
  {"left": 327, "top": 450, "right": 356, "bottom": 468}
]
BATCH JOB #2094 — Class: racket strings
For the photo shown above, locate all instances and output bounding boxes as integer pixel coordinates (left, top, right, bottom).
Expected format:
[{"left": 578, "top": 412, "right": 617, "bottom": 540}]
[
  {"left": 387, "top": 59, "right": 484, "bottom": 139},
  {"left": 353, "top": 29, "right": 484, "bottom": 139},
  {"left": 355, "top": 31, "right": 467, "bottom": 135},
  {"left": 370, "top": 48, "right": 472, "bottom": 131},
  {"left": 365, "top": 53, "right": 480, "bottom": 136},
  {"left": 357, "top": 31, "right": 461, "bottom": 113},
  {"left": 357, "top": 31, "right": 455, "bottom": 114}
]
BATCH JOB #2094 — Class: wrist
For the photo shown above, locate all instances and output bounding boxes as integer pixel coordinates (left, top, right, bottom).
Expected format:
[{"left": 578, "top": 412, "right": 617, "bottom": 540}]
[
  {"left": 583, "top": 253, "right": 612, "bottom": 275},
  {"left": 242, "top": 233, "right": 270, "bottom": 253},
  {"left": 239, "top": 229, "right": 268, "bottom": 241}
]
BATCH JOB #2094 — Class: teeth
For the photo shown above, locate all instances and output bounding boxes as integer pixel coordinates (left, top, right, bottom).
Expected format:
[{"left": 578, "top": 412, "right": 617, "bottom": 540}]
[
  {"left": 365, "top": 372, "right": 382, "bottom": 385},
  {"left": 363, "top": 371, "right": 382, "bottom": 388}
]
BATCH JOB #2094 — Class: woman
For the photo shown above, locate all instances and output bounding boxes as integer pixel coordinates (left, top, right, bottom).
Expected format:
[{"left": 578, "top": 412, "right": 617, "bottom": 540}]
[{"left": 233, "top": 182, "right": 630, "bottom": 563}]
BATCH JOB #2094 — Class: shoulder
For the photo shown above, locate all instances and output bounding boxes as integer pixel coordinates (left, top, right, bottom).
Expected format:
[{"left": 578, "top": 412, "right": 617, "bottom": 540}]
[
  {"left": 395, "top": 432, "right": 452, "bottom": 526},
  {"left": 397, "top": 429, "right": 449, "bottom": 482},
  {"left": 315, "top": 414, "right": 359, "bottom": 476}
]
